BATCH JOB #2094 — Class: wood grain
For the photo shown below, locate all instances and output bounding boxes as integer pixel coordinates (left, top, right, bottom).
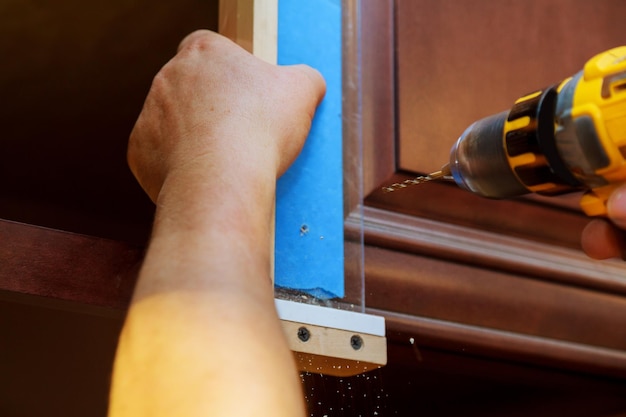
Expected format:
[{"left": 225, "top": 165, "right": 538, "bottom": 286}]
[
  {"left": 364, "top": 244, "right": 626, "bottom": 377},
  {"left": 0, "top": 219, "right": 141, "bottom": 310},
  {"left": 395, "top": 0, "right": 626, "bottom": 175},
  {"left": 219, "top": 0, "right": 277, "bottom": 63}
]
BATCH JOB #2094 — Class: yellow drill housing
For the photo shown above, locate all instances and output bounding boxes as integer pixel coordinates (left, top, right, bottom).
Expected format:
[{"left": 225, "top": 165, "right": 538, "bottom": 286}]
[
  {"left": 449, "top": 46, "right": 626, "bottom": 218},
  {"left": 558, "top": 46, "right": 626, "bottom": 215}
]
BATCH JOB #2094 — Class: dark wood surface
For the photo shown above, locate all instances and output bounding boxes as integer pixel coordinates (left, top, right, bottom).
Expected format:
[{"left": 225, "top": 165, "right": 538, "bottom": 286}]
[
  {"left": 395, "top": 0, "right": 626, "bottom": 176},
  {"left": 0, "top": 2, "right": 216, "bottom": 415},
  {"left": 355, "top": 0, "right": 626, "bottom": 414},
  {"left": 365, "top": 246, "right": 626, "bottom": 376},
  {"left": 0, "top": 0, "right": 219, "bottom": 244},
  {"left": 4, "top": 219, "right": 626, "bottom": 416},
  {"left": 0, "top": 219, "right": 141, "bottom": 310},
  {"left": 302, "top": 342, "right": 626, "bottom": 417}
]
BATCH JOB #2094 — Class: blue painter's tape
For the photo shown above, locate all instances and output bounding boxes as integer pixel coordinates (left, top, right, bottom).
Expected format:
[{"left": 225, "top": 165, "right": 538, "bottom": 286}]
[{"left": 275, "top": 0, "right": 344, "bottom": 298}]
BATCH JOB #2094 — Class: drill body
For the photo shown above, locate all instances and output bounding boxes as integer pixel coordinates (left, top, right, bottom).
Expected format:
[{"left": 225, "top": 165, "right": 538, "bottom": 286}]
[{"left": 449, "top": 46, "right": 626, "bottom": 216}]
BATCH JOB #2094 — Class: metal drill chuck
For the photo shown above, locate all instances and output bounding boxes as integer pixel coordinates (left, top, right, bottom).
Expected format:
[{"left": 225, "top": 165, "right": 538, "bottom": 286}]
[
  {"left": 449, "top": 86, "right": 584, "bottom": 200},
  {"left": 449, "top": 111, "right": 530, "bottom": 199}
]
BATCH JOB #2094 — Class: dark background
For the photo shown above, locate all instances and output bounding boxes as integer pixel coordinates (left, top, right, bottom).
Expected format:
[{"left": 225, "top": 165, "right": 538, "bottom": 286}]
[
  {"left": 0, "top": 0, "right": 219, "bottom": 244},
  {"left": 1, "top": 1, "right": 216, "bottom": 415}
]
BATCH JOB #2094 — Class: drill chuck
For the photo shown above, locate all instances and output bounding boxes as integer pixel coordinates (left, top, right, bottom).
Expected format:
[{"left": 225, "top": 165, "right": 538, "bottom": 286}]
[
  {"left": 449, "top": 112, "right": 530, "bottom": 198},
  {"left": 449, "top": 86, "right": 583, "bottom": 200}
]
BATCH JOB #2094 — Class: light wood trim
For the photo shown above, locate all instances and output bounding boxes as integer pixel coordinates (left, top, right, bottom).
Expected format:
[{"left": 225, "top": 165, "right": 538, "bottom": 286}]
[
  {"left": 251, "top": 0, "right": 277, "bottom": 63},
  {"left": 282, "top": 320, "right": 386, "bottom": 376},
  {"left": 276, "top": 298, "right": 387, "bottom": 376},
  {"left": 218, "top": 0, "right": 277, "bottom": 63},
  {"left": 219, "top": 0, "right": 251, "bottom": 52},
  {"left": 219, "top": 0, "right": 278, "bottom": 282}
]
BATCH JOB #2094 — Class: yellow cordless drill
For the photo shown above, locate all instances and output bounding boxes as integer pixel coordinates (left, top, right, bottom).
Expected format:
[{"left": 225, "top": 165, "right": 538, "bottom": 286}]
[{"left": 388, "top": 46, "right": 626, "bottom": 217}]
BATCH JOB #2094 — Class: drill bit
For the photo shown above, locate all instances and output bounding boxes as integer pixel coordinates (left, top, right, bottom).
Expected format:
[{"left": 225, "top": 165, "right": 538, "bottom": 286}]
[{"left": 382, "top": 164, "right": 452, "bottom": 193}]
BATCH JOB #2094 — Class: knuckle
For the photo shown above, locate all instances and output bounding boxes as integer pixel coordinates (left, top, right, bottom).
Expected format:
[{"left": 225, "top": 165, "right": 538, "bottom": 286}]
[{"left": 178, "top": 30, "right": 220, "bottom": 54}]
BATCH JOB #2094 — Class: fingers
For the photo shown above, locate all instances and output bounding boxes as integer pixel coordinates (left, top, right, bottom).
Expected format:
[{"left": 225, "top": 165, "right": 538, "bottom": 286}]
[
  {"left": 581, "top": 219, "right": 626, "bottom": 260},
  {"left": 176, "top": 30, "right": 326, "bottom": 108},
  {"left": 177, "top": 29, "right": 220, "bottom": 53},
  {"left": 607, "top": 184, "right": 626, "bottom": 230},
  {"left": 133, "top": 29, "right": 327, "bottom": 188},
  {"left": 581, "top": 184, "right": 626, "bottom": 260},
  {"left": 178, "top": 30, "right": 326, "bottom": 101}
]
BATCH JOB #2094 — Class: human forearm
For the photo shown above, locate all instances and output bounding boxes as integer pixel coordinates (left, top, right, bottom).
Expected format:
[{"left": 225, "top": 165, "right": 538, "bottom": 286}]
[{"left": 110, "top": 166, "right": 304, "bottom": 416}]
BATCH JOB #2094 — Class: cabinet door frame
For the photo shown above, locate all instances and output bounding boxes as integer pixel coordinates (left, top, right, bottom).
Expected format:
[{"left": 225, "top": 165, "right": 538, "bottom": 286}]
[
  {"left": 357, "top": 0, "right": 626, "bottom": 295},
  {"left": 353, "top": 0, "right": 626, "bottom": 378}
]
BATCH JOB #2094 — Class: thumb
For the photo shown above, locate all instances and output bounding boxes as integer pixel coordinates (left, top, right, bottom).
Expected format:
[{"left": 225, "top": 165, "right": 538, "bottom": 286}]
[{"left": 581, "top": 219, "right": 626, "bottom": 260}]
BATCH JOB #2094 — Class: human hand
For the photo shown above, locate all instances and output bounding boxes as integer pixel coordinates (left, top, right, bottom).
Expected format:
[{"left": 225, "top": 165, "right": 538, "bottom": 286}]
[
  {"left": 581, "top": 185, "right": 626, "bottom": 260},
  {"left": 115, "top": 32, "right": 326, "bottom": 415},
  {"left": 127, "top": 30, "right": 326, "bottom": 202}
]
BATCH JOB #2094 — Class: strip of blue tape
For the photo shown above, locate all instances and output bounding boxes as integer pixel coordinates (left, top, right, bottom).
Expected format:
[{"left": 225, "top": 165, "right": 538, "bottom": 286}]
[{"left": 275, "top": 0, "right": 344, "bottom": 299}]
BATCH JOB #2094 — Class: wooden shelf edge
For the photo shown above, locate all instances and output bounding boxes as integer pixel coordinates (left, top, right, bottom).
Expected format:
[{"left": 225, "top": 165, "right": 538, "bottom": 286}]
[
  {"left": 0, "top": 219, "right": 142, "bottom": 310},
  {"left": 347, "top": 205, "right": 626, "bottom": 295},
  {"left": 373, "top": 307, "right": 626, "bottom": 379}
]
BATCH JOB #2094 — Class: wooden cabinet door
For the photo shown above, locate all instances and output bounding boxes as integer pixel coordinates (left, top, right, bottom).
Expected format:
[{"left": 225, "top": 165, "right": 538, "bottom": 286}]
[{"left": 356, "top": 0, "right": 626, "bottom": 377}]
